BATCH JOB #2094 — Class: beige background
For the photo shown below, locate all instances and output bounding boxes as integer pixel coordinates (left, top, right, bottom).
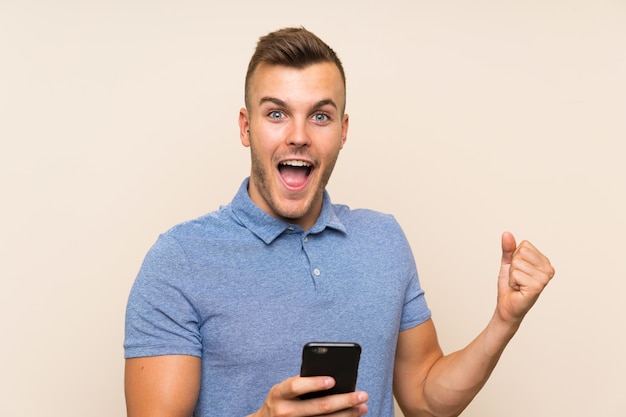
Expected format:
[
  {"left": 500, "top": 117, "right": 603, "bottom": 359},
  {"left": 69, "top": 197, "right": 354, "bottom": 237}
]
[{"left": 1, "top": 1, "right": 625, "bottom": 416}]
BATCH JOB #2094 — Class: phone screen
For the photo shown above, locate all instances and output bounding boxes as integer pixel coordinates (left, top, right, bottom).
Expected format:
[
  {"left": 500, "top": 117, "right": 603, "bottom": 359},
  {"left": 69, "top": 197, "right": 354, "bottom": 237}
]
[{"left": 299, "top": 342, "right": 361, "bottom": 399}]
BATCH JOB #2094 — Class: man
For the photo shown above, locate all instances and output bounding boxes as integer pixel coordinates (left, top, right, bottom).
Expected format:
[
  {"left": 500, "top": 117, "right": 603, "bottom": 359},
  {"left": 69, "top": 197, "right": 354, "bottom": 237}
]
[{"left": 124, "top": 27, "right": 554, "bottom": 417}]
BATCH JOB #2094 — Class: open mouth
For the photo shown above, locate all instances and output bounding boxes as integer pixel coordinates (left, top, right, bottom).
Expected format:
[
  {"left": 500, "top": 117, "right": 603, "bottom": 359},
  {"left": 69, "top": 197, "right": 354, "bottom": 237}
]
[{"left": 278, "top": 160, "right": 313, "bottom": 189}]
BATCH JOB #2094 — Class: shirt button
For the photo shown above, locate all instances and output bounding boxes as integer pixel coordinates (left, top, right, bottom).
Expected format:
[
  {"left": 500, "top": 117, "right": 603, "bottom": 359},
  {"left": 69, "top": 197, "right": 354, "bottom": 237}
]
[
  {"left": 313, "top": 268, "right": 321, "bottom": 276},
  {"left": 303, "top": 237, "right": 308, "bottom": 243}
]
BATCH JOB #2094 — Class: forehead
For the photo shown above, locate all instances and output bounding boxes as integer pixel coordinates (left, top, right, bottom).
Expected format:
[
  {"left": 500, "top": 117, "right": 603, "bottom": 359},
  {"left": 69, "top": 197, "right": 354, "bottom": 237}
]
[{"left": 247, "top": 62, "right": 346, "bottom": 109}]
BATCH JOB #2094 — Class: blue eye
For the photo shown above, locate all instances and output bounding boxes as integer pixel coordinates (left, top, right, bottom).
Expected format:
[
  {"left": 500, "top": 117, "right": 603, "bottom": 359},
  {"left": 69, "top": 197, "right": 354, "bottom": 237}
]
[
  {"left": 313, "top": 113, "right": 329, "bottom": 122},
  {"left": 269, "top": 111, "right": 283, "bottom": 119}
]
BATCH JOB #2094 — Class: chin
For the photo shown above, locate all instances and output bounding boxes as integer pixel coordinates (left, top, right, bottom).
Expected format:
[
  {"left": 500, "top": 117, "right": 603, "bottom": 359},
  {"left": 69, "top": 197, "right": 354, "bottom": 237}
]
[
  {"left": 274, "top": 198, "right": 316, "bottom": 222},
  {"left": 276, "top": 205, "right": 310, "bottom": 221}
]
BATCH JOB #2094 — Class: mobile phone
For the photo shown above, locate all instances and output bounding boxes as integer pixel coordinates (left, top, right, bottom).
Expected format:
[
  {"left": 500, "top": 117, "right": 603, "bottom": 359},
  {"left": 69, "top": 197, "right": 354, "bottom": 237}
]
[{"left": 299, "top": 342, "right": 361, "bottom": 400}]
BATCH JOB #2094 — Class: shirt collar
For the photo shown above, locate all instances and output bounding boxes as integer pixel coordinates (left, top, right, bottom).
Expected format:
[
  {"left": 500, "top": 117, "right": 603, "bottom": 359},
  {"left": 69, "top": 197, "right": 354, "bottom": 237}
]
[{"left": 230, "top": 178, "right": 346, "bottom": 244}]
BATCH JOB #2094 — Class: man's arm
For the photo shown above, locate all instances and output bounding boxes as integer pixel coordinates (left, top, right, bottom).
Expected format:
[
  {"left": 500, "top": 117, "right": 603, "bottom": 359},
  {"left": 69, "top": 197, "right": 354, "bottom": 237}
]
[
  {"left": 394, "top": 314, "right": 519, "bottom": 417},
  {"left": 125, "top": 355, "right": 201, "bottom": 417},
  {"left": 394, "top": 232, "right": 555, "bottom": 417},
  {"left": 125, "top": 355, "right": 369, "bottom": 417}
]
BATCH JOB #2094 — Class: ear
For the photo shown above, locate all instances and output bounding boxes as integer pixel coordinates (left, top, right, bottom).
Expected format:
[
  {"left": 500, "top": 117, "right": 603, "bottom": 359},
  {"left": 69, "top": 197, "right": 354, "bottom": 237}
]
[
  {"left": 340, "top": 113, "right": 349, "bottom": 149},
  {"left": 239, "top": 108, "right": 251, "bottom": 147}
]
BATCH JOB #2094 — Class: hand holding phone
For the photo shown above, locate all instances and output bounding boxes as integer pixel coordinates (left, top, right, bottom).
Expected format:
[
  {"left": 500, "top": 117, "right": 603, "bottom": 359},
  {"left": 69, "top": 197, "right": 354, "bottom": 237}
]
[{"left": 299, "top": 342, "right": 361, "bottom": 400}]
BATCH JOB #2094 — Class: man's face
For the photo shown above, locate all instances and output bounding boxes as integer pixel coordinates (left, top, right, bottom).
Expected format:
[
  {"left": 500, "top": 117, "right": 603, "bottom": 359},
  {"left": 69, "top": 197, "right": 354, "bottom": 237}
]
[{"left": 239, "top": 62, "right": 349, "bottom": 230}]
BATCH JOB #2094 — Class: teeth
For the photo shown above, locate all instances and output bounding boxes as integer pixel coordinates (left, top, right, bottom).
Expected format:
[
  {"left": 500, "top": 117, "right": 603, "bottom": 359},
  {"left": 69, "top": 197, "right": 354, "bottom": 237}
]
[{"left": 280, "top": 160, "right": 311, "bottom": 167}]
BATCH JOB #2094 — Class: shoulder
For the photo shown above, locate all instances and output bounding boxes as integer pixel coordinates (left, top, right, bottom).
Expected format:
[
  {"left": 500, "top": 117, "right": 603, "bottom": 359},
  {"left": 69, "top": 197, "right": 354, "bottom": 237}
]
[
  {"left": 138, "top": 205, "right": 245, "bottom": 267},
  {"left": 160, "top": 204, "right": 242, "bottom": 242},
  {"left": 332, "top": 203, "right": 404, "bottom": 233}
]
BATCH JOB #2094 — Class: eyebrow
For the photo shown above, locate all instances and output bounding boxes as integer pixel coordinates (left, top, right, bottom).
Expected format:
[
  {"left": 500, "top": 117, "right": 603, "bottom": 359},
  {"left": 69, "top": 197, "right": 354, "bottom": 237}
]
[
  {"left": 314, "top": 99, "right": 338, "bottom": 111},
  {"left": 259, "top": 96, "right": 338, "bottom": 111},
  {"left": 259, "top": 96, "right": 287, "bottom": 108}
]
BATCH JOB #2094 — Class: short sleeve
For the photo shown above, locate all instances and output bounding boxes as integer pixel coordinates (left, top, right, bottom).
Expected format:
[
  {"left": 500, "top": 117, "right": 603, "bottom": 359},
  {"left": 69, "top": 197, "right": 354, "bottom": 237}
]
[
  {"left": 393, "top": 224, "right": 431, "bottom": 331},
  {"left": 399, "top": 268, "right": 432, "bottom": 331},
  {"left": 124, "top": 234, "right": 202, "bottom": 358}
]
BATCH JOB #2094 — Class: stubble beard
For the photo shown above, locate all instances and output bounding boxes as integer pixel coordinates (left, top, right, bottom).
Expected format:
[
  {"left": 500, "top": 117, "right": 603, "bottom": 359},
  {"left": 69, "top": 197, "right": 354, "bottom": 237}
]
[{"left": 248, "top": 140, "right": 339, "bottom": 223}]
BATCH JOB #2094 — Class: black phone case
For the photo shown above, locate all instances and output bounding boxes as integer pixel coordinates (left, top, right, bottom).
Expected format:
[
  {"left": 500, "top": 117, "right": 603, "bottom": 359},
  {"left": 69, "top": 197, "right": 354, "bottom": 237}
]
[{"left": 299, "top": 342, "right": 361, "bottom": 399}]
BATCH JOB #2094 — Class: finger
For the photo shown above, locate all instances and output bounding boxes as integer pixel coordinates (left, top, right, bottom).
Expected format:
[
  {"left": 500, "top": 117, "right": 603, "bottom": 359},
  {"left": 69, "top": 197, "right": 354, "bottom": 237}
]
[
  {"left": 513, "top": 241, "right": 556, "bottom": 277},
  {"left": 501, "top": 231, "right": 517, "bottom": 266},
  {"left": 509, "top": 257, "right": 553, "bottom": 291},
  {"left": 301, "top": 391, "right": 369, "bottom": 417},
  {"left": 509, "top": 264, "right": 540, "bottom": 290},
  {"left": 277, "top": 375, "right": 334, "bottom": 400},
  {"left": 264, "top": 376, "right": 337, "bottom": 417}
]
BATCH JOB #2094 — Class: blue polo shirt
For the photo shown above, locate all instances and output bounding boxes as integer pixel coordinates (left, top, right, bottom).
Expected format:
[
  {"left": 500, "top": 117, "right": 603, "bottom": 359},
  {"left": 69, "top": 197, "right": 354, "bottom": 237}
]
[{"left": 124, "top": 178, "right": 431, "bottom": 416}]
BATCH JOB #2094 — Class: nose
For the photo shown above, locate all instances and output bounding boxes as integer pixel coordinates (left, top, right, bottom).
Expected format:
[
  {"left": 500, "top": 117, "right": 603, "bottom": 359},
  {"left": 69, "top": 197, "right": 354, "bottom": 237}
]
[{"left": 287, "top": 118, "right": 311, "bottom": 147}]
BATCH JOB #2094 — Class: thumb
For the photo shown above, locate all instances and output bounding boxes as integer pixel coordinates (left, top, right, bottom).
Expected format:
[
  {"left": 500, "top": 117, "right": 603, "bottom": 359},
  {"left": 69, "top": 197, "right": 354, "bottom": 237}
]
[{"left": 501, "top": 231, "right": 517, "bottom": 266}]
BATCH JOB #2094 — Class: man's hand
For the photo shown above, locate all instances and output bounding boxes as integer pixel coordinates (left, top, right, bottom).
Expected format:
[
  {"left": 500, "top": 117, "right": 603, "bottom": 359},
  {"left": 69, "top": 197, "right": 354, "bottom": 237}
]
[
  {"left": 497, "top": 231, "right": 555, "bottom": 325},
  {"left": 249, "top": 375, "right": 368, "bottom": 417}
]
